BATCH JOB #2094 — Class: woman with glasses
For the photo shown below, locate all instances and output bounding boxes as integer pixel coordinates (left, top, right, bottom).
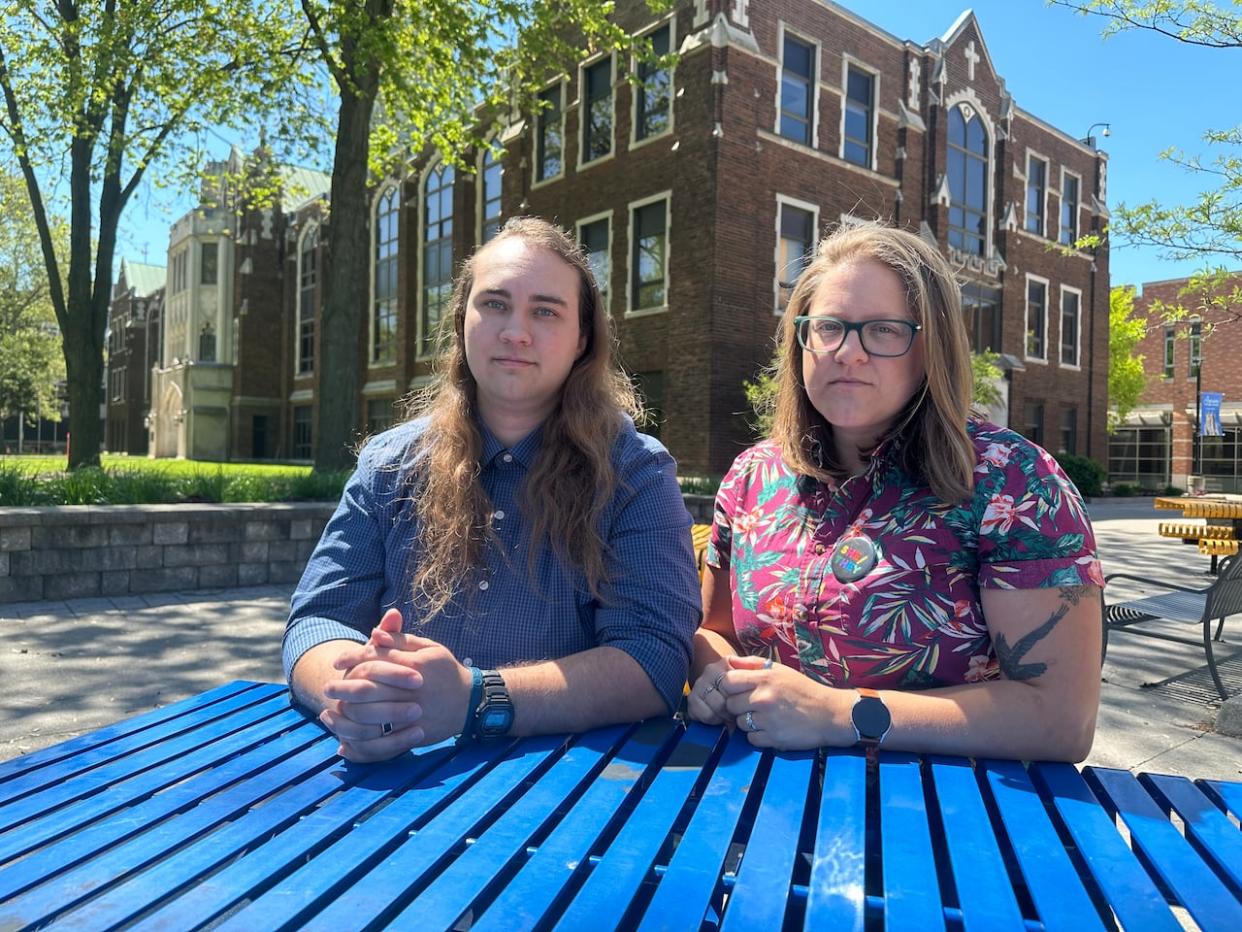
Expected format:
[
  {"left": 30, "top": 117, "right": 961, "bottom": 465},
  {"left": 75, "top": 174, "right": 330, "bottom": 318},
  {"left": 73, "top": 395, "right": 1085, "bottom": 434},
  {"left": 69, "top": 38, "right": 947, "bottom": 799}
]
[{"left": 688, "top": 223, "right": 1104, "bottom": 762}]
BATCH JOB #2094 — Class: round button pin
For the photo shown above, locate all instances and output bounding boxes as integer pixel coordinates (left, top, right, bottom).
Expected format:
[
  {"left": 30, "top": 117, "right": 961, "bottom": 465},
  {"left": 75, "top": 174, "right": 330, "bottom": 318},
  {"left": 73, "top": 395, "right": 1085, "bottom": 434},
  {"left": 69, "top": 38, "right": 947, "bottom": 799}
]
[{"left": 830, "top": 534, "right": 879, "bottom": 584}]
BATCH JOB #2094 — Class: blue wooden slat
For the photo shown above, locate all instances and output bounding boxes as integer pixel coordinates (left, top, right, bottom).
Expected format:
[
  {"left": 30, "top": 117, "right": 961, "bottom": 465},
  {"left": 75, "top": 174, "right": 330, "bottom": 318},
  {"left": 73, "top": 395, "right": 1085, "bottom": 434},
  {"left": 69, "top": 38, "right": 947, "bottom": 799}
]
[
  {"left": 0, "top": 718, "right": 321, "bottom": 904},
  {"left": 637, "top": 727, "right": 759, "bottom": 932},
  {"left": 801, "top": 749, "right": 868, "bottom": 932},
  {"left": 928, "top": 756, "right": 1026, "bottom": 932},
  {"left": 558, "top": 726, "right": 719, "bottom": 930},
  {"left": 0, "top": 679, "right": 257, "bottom": 785},
  {"left": 1084, "top": 767, "right": 1242, "bottom": 932},
  {"left": 0, "top": 696, "right": 296, "bottom": 865},
  {"left": 394, "top": 726, "right": 630, "bottom": 932},
  {"left": 471, "top": 719, "right": 678, "bottom": 932},
  {"left": 128, "top": 744, "right": 461, "bottom": 932},
  {"left": 981, "top": 760, "right": 1108, "bottom": 932},
  {"left": 719, "top": 748, "right": 816, "bottom": 932},
  {"left": 1141, "top": 773, "right": 1242, "bottom": 894},
  {"left": 1198, "top": 779, "right": 1242, "bottom": 823},
  {"left": 0, "top": 734, "right": 339, "bottom": 930},
  {"left": 297, "top": 735, "right": 567, "bottom": 931},
  {"left": 0, "top": 682, "right": 284, "bottom": 808},
  {"left": 213, "top": 738, "right": 515, "bottom": 932},
  {"left": 875, "top": 753, "right": 944, "bottom": 932},
  {"left": 1027, "top": 762, "right": 1177, "bottom": 932}
]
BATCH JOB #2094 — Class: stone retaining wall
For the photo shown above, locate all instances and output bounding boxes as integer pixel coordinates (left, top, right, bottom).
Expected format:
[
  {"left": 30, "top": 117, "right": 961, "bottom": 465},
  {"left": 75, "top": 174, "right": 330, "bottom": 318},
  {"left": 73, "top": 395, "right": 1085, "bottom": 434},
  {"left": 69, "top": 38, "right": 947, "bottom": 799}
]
[{"left": 0, "top": 494, "right": 716, "bottom": 603}]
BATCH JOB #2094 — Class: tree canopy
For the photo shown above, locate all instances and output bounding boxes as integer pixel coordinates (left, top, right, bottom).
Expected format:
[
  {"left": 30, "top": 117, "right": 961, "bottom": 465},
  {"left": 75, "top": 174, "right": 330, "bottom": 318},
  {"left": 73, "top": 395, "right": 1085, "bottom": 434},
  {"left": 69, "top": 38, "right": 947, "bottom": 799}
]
[{"left": 1107, "top": 285, "right": 1147, "bottom": 431}]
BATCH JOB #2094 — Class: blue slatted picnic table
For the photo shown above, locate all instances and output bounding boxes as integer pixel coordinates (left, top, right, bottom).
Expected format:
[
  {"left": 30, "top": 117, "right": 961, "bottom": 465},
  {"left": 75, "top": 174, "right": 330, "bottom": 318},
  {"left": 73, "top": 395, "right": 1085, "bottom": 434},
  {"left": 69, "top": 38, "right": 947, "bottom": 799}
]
[{"left": 1, "top": 680, "right": 1238, "bottom": 930}]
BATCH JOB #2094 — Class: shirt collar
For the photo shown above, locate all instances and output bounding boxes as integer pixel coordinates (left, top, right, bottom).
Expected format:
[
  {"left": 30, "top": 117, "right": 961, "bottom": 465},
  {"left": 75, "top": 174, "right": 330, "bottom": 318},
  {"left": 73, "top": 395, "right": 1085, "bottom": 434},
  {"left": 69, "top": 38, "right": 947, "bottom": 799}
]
[{"left": 480, "top": 420, "right": 543, "bottom": 469}]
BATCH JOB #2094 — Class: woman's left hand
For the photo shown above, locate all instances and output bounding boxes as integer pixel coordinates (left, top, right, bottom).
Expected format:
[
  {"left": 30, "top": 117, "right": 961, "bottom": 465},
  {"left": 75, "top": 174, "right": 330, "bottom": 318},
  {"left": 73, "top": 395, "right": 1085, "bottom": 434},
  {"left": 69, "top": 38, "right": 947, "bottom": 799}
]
[{"left": 717, "top": 656, "right": 854, "bottom": 749}]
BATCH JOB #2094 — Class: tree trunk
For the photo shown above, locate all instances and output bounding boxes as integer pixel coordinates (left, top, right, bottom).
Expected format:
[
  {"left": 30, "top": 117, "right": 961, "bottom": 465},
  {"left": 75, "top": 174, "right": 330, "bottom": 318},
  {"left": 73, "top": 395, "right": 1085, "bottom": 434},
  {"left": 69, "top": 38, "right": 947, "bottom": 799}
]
[
  {"left": 314, "top": 61, "right": 381, "bottom": 471},
  {"left": 64, "top": 131, "right": 106, "bottom": 469}
]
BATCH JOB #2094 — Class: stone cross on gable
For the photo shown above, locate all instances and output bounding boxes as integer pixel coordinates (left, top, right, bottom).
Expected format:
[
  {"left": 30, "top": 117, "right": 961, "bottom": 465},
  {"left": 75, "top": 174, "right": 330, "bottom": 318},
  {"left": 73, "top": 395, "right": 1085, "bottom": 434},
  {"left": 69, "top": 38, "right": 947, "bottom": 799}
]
[
  {"left": 964, "top": 40, "right": 980, "bottom": 81},
  {"left": 908, "top": 58, "right": 921, "bottom": 110}
]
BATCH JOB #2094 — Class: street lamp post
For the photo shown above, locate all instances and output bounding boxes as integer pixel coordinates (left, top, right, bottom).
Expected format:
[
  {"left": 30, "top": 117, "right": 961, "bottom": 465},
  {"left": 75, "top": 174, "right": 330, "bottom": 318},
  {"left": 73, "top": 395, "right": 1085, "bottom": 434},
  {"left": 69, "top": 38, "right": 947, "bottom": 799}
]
[{"left": 1083, "top": 122, "right": 1111, "bottom": 149}]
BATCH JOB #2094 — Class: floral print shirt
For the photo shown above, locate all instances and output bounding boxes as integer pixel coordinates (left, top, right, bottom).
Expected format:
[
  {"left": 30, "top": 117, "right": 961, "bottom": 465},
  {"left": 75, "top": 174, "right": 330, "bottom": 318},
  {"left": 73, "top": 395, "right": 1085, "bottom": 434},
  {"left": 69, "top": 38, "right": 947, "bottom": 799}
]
[{"left": 706, "top": 420, "right": 1104, "bottom": 690}]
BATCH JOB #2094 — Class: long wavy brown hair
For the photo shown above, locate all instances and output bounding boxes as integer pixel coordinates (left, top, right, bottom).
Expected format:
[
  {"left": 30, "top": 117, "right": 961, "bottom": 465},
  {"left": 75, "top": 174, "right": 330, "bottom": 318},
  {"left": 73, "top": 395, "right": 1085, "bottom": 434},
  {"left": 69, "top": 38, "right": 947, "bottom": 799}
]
[
  {"left": 771, "top": 222, "right": 976, "bottom": 504},
  {"left": 402, "top": 217, "right": 640, "bottom": 617}
]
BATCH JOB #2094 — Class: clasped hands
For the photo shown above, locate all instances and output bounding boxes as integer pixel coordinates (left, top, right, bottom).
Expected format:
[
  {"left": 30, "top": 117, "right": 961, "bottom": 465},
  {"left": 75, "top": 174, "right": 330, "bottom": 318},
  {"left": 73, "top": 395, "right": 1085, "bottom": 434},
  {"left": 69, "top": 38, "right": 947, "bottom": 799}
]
[
  {"left": 317, "top": 608, "right": 471, "bottom": 762},
  {"left": 687, "top": 655, "right": 853, "bottom": 749}
]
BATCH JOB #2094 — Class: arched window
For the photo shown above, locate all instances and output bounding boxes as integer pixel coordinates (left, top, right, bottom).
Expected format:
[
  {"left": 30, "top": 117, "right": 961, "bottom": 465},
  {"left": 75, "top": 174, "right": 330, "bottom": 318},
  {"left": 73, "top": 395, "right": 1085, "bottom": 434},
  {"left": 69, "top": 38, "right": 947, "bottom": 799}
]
[
  {"left": 481, "top": 148, "right": 502, "bottom": 243},
  {"left": 947, "top": 105, "right": 988, "bottom": 256},
  {"left": 422, "top": 163, "right": 454, "bottom": 355},
  {"left": 372, "top": 186, "right": 399, "bottom": 364},
  {"left": 297, "top": 224, "right": 318, "bottom": 375}
]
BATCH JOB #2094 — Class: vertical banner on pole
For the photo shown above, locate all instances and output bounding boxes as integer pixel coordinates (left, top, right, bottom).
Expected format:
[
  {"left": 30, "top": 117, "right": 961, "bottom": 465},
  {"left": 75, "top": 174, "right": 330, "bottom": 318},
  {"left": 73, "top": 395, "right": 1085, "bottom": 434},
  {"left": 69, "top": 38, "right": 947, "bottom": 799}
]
[{"left": 1200, "top": 391, "right": 1224, "bottom": 437}]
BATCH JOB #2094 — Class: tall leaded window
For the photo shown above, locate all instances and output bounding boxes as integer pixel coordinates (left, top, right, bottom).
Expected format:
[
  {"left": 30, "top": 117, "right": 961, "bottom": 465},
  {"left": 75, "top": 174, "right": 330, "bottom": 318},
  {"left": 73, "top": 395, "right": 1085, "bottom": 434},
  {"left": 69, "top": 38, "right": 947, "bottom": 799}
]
[
  {"left": 481, "top": 148, "right": 502, "bottom": 242},
  {"left": 635, "top": 24, "right": 671, "bottom": 141},
  {"left": 198, "top": 323, "right": 216, "bottom": 362},
  {"left": 1060, "top": 288, "right": 1080, "bottom": 367},
  {"left": 1026, "top": 278, "right": 1047, "bottom": 359},
  {"left": 779, "top": 34, "right": 814, "bottom": 145},
  {"left": 536, "top": 84, "right": 564, "bottom": 182},
  {"left": 777, "top": 202, "right": 815, "bottom": 311},
  {"left": 297, "top": 225, "right": 318, "bottom": 375},
  {"left": 422, "top": 164, "right": 454, "bottom": 355},
  {"left": 947, "top": 105, "right": 987, "bottom": 256},
  {"left": 582, "top": 57, "right": 613, "bottom": 164},
  {"left": 372, "top": 186, "right": 399, "bottom": 364},
  {"left": 1026, "top": 156, "right": 1047, "bottom": 235},
  {"left": 201, "top": 241, "right": 218, "bottom": 285},
  {"left": 579, "top": 217, "right": 611, "bottom": 301},
  {"left": 843, "top": 66, "right": 874, "bottom": 167},
  {"left": 1060, "top": 173, "right": 1079, "bottom": 245},
  {"left": 631, "top": 198, "right": 668, "bottom": 310},
  {"left": 1190, "top": 321, "right": 1202, "bottom": 378}
]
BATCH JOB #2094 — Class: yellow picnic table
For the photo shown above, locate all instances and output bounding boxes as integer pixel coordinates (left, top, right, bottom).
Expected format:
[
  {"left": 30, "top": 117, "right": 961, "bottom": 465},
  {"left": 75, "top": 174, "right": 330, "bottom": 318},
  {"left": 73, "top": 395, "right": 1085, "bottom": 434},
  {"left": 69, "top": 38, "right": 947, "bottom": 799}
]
[{"left": 1154, "top": 496, "right": 1242, "bottom": 570}]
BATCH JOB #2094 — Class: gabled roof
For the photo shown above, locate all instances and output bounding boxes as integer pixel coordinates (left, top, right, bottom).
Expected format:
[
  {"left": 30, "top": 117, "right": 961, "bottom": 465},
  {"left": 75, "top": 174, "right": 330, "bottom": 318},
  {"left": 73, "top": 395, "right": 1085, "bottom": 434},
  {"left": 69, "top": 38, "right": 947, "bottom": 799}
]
[
  {"left": 120, "top": 259, "right": 166, "bottom": 297},
  {"left": 281, "top": 165, "right": 332, "bottom": 211}
]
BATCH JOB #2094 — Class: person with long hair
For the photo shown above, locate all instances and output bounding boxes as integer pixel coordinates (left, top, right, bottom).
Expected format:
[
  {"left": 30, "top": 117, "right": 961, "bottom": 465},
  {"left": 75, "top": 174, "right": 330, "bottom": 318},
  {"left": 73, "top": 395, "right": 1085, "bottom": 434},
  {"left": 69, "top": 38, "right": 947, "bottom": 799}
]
[
  {"left": 285, "top": 217, "right": 700, "bottom": 762},
  {"left": 688, "top": 222, "right": 1104, "bottom": 762}
]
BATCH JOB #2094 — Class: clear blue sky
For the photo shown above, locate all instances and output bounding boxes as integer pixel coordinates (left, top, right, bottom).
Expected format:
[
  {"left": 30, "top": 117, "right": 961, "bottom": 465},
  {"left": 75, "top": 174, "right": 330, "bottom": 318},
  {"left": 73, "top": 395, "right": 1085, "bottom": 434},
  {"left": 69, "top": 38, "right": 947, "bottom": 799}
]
[{"left": 115, "top": 1, "right": 1238, "bottom": 291}]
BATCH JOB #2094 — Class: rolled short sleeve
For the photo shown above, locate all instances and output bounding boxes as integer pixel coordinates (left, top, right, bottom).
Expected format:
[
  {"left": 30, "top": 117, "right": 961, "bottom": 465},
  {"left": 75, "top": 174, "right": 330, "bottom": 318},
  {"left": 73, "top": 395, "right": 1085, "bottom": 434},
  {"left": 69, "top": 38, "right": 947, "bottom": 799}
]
[
  {"left": 706, "top": 450, "right": 748, "bottom": 571},
  {"left": 591, "top": 441, "right": 702, "bottom": 713},
  {"left": 974, "top": 440, "right": 1105, "bottom": 591}
]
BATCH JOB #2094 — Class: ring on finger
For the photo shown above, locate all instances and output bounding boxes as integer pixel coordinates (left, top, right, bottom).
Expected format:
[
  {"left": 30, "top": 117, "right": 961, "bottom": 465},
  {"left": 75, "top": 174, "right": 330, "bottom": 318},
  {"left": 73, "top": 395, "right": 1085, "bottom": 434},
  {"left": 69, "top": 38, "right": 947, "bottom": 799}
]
[
  {"left": 712, "top": 671, "right": 727, "bottom": 690},
  {"left": 703, "top": 682, "right": 719, "bottom": 696},
  {"left": 380, "top": 721, "right": 394, "bottom": 737},
  {"left": 743, "top": 710, "right": 759, "bottom": 733}
]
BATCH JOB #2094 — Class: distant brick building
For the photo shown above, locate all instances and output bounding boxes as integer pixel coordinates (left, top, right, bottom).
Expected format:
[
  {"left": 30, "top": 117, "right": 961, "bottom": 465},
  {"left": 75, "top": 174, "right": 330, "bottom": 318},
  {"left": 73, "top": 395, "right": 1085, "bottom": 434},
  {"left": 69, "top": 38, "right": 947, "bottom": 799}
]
[
  {"left": 105, "top": 259, "right": 165, "bottom": 455},
  {"left": 1109, "top": 274, "right": 1242, "bottom": 492},
  {"left": 118, "top": 0, "right": 1109, "bottom": 472}
]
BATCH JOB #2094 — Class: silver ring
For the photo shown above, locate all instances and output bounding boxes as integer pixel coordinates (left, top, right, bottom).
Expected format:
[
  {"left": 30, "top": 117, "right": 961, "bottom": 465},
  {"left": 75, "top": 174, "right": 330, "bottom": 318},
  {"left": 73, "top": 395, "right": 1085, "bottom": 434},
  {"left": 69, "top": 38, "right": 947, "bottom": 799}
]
[
  {"left": 743, "top": 711, "right": 758, "bottom": 733},
  {"left": 380, "top": 722, "right": 394, "bottom": 737},
  {"left": 712, "top": 671, "right": 727, "bottom": 690},
  {"left": 703, "top": 683, "right": 718, "bottom": 696},
  {"left": 762, "top": 658, "right": 773, "bottom": 670}
]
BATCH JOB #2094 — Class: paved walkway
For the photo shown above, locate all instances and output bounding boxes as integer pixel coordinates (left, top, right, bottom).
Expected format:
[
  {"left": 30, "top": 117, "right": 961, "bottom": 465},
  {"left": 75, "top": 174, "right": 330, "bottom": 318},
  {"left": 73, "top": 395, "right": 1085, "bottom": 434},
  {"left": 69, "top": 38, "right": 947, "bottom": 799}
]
[{"left": 1, "top": 499, "right": 1239, "bottom": 780}]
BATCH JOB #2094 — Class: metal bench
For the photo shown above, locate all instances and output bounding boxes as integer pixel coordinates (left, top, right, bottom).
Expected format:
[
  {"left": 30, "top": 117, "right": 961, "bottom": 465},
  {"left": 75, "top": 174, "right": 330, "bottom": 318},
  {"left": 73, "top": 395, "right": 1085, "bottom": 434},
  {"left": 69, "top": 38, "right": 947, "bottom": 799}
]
[{"left": 1105, "top": 555, "right": 1242, "bottom": 698}]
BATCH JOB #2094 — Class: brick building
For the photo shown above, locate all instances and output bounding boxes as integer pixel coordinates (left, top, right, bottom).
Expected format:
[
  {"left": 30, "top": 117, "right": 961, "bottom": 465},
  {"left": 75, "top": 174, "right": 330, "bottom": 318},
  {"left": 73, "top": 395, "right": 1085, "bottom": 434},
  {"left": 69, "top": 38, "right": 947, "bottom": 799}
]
[
  {"left": 118, "top": 0, "right": 1109, "bottom": 472},
  {"left": 1109, "top": 274, "right": 1242, "bottom": 492},
  {"left": 105, "top": 260, "right": 165, "bottom": 454}
]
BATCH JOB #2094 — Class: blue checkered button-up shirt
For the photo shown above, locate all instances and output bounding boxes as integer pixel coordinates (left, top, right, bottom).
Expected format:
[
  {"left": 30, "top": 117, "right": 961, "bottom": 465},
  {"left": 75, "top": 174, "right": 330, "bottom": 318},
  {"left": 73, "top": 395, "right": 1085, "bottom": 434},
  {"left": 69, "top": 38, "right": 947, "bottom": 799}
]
[{"left": 283, "top": 416, "right": 701, "bottom": 711}]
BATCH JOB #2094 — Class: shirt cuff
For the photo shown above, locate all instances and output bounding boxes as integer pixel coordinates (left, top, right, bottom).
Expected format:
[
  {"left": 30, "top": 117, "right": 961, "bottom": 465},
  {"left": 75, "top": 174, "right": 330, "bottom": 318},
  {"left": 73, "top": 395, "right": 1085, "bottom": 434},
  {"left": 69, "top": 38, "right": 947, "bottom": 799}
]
[{"left": 282, "top": 616, "right": 369, "bottom": 683}]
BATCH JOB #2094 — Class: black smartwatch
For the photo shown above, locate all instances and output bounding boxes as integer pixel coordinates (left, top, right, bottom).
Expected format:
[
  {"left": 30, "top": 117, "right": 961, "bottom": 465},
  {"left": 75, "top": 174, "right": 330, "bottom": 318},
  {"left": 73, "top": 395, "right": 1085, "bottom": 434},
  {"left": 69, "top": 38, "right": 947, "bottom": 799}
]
[
  {"left": 472, "top": 669, "right": 514, "bottom": 740},
  {"left": 850, "top": 687, "right": 892, "bottom": 749}
]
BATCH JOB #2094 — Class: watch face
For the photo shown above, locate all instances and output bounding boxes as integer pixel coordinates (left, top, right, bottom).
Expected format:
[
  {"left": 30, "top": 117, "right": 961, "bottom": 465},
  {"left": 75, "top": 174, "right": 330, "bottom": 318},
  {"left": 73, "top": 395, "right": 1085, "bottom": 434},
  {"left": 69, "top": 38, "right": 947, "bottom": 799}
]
[
  {"left": 482, "top": 708, "right": 512, "bottom": 730},
  {"left": 852, "top": 696, "right": 891, "bottom": 740}
]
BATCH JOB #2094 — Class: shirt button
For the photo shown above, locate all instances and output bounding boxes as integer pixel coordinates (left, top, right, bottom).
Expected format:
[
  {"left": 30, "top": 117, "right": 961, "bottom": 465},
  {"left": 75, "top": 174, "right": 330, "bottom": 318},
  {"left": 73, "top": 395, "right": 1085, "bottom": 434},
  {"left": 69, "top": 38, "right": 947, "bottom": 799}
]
[
  {"left": 493, "top": 510, "right": 505, "bottom": 520},
  {"left": 502, "top": 453, "right": 513, "bottom": 463},
  {"left": 479, "top": 580, "right": 489, "bottom": 590},
  {"left": 463, "top": 657, "right": 473, "bottom": 667},
  {"left": 814, "top": 543, "right": 826, "bottom": 554}
]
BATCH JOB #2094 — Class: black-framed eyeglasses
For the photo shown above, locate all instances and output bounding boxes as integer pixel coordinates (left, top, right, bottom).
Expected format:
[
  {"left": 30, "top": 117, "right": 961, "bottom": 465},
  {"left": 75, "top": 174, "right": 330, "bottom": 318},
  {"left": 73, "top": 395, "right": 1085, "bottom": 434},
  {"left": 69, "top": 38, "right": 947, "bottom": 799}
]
[{"left": 794, "top": 315, "right": 922, "bottom": 358}]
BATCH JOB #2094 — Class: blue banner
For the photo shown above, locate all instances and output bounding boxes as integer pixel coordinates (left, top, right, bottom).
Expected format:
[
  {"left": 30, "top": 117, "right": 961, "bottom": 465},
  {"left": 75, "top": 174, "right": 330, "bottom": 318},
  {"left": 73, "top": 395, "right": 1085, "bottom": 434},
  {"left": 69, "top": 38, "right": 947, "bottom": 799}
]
[{"left": 1200, "top": 391, "right": 1224, "bottom": 437}]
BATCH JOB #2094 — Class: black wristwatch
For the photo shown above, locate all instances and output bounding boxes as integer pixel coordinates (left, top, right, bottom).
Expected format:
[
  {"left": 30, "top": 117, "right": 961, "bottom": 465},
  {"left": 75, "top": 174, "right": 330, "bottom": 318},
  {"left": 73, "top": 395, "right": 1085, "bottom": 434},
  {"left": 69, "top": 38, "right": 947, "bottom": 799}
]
[
  {"left": 472, "top": 669, "right": 514, "bottom": 740},
  {"left": 850, "top": 687, "right": 892, "bottom": 749}
]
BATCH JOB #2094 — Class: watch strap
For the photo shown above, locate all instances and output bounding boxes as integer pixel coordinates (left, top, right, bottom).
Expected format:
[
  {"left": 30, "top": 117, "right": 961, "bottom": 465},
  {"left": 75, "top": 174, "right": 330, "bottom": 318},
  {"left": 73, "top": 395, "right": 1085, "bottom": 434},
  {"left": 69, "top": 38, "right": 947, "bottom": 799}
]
[{"left": 461, "top": 666, "right": 484, "bottom": 741}]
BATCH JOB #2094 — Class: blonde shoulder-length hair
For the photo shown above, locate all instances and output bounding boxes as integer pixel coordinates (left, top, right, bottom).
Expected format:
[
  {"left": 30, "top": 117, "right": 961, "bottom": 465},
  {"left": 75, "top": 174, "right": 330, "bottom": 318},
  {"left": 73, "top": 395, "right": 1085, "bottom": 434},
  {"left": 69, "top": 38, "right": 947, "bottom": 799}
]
[
  {"left": 772, "top": 222, "right": 976, "bottom": 504},
  {"left": 402, "top": 216, "right": 639, "bottom": 617}
]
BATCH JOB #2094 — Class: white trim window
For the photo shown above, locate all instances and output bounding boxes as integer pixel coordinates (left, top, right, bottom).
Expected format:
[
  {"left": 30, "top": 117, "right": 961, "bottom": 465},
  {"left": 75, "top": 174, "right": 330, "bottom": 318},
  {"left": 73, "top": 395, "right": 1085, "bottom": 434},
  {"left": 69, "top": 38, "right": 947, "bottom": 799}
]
[
  {"left": 1026, "top": 153, "right": 1048, "bottom": 236},
  {"left": 633, "top": 21, "right": 674, "bottom": 145},
  {"left": 775, "top": 195, "right": 818, "bottom": 313},
  {"left": 371, "top": 185, "right": 400, "bottom": 365},
  {"left": 1060, "top": 169, "right": 1080, "bottom": 246},
  {"left": 628, "top": 193, "right": 671, "bottom": 314},
  {"left": 778, "top": 28, "right": 817, "bottom": 147},
  {"left": 580, "top": 54, "right": 615, "bottom": 166},
  {"left": 1025, "top": 275, "right": 1049, "bottom": 362},
  {"left": 577, "top": 210, "right": 613, "bottom": 306},
  {"left": 534, "top": 81, "right": 565, "bottom": 184},
  {"left": 841, "top": 60, "right": 877, "bottom": 169},
  {"left": 1163, "top": 325, "right": 1176, "bottom": 378},
  {"left": 296, "top": 223, "right": 318, "bottom": 376},
  {"left": 421, "top": 162, "right": 454, "bottom": 357},
  {"left": 947, "top": 104, "right": 988, "bottom": 256},
  {"left": 1059, "top": 284, "right": 1082, "bottom": 368},
  {"left": 479, "top": 146, "right": 502, "bottom": 243}
]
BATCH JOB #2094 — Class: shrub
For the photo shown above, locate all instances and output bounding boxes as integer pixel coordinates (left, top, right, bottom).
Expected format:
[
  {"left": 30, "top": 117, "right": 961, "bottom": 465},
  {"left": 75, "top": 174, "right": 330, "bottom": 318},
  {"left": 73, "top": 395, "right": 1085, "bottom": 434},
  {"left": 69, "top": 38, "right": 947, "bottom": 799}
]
[
  {"left": 1161, "top": 485, "right": 1185, "bottom": 497},
  {"left": 1110, "top": 482, "right": 1138, "bottom": 497},
  {"left": 1054, "top": 453, "right": 1107, "bottom": 498}
]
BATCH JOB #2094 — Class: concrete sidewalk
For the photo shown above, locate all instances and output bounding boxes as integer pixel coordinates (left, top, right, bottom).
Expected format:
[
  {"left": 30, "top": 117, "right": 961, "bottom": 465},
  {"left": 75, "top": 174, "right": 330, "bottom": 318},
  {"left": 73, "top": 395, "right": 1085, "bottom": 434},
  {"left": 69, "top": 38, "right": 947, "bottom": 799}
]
[{"left": 1, "top": 499, "right": 1239, "bottom": 779}]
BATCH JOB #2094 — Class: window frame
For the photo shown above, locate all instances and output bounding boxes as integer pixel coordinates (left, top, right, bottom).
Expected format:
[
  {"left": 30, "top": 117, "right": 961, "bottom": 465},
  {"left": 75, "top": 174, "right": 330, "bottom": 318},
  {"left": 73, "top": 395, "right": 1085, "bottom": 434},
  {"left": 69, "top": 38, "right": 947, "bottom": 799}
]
[
  {"left": 1059, "top": 283, "right": 1082, "bottom": 369},
  {"left": 476, "top": 139, "right": 503, "bottom": 245},
  {"left": 369, "top": 181, "right": 401, "bottom": 368},
  {"left": 945, "top": 98, "right": 992, "bottom": 258},
  {"left": 839, "top": 55, "right": 879, "bottom": 171},
  {"left": 417, "top": 159, "right": 455, "bottom": 360},
  {"left": 1025, "top": 151, "right": 1049, "bottom": 237},
  {"left": 775, "top": 23, "right": 820, "bottom": 148},
  {"left": 1024, "top": 273, "right": 1050, "bottom": 363},
  {"left": 625, "top": 190, "right": 672, "bottom": 317},
  {"left": 295, "top": 221, "right": 319, "bottom": 377},
  {"left": 773, "top": 194, "right": 819, "bottom": 315},
  {"left": 1163, "top": 325, "right": 1176, "bottom": 379},
  {"left": 578, "top": 51, "right": 617, "bottom": 169},
  {"left": 1060, "top": 406, "right": 1078, "bottom": 456},
  {"left": 200, "top": 240, "right": 219, "bottom": 286},
  {"left": 630, "top": 17, "right": 676, "bottom": 149},
  {"left": 532, "top": 78, "right": 567, "bottom": 188},
  {"left": 1024, "top": 400, "right": 1045, "bottom": 447},
  {"left": 1059, "top": 167, "right": 1081, "bottom": 247},
  {"left": 576, "top": 208, "right": 614, "bottom": 311}
]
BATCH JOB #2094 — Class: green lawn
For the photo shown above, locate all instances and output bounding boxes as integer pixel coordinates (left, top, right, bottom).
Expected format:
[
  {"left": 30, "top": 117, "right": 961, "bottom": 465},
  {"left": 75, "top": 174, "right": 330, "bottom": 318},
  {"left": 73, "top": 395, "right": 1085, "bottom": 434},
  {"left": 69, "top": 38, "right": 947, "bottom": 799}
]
[{"left": 0, "top": 454, "right": 312, "bottom": 478}]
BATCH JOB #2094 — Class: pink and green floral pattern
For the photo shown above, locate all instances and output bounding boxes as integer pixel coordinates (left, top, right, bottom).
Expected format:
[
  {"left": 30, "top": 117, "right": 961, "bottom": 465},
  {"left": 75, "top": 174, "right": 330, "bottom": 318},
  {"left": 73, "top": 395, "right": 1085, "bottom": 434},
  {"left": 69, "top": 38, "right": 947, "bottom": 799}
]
[{"left": 707, "top": 420, "right": 1104, "bottom": 690}]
